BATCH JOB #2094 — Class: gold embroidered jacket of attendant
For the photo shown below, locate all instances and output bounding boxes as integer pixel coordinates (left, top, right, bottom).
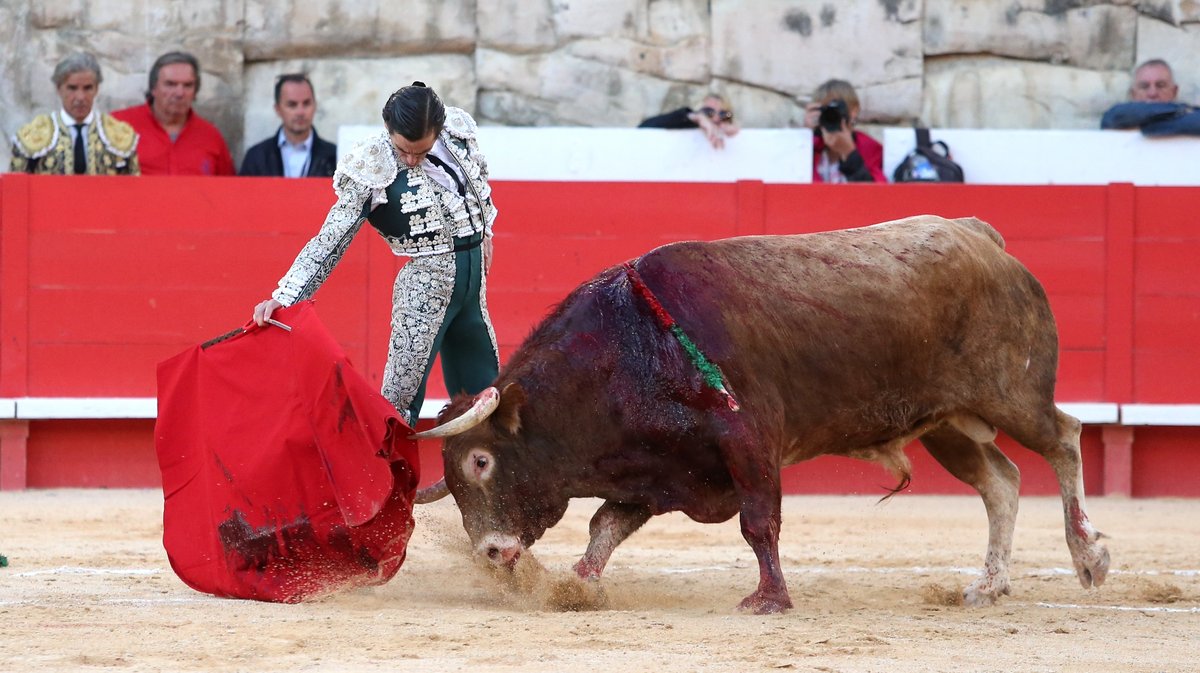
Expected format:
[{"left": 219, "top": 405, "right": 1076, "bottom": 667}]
[{"left": 9, "top": 111, "right": 140, "bottom": 175}]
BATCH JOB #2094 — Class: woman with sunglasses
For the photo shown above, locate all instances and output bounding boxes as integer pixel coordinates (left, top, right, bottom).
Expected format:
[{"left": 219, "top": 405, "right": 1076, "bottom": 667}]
[{"left": 638, "top": 93, "right": 740, "bottom": 149}]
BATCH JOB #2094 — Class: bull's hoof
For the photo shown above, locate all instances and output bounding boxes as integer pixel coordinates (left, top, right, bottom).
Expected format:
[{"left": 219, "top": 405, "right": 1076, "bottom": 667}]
[
  {"left": 1074, "top": 542, "right": 1110, "bottom": 589},
  {"left": 545, "top": 575, "right": 609, "bottom": 612},
  {"left": 736, "top": 592, "right": 792, "bottom": 615},
  {"left": 963, "top": 578, "right": 1011, "bottom": 607},
  {"left": 572, "top": 558, "right": 602, "bottom": 581}
]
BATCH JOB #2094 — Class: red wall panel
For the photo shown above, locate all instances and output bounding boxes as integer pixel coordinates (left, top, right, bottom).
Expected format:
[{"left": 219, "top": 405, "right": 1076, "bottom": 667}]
[
  {"left": 3, "top": 175, "right": 1199, "bottom": 494},
  {"left": 1056, "top": 351, "right": 1106, "bottom": 399},
  {"left": 1131, "top": 427, "right": 1200, "bottom": 497},
  {"left": 7, "top": 177, "right": 1136, "bottom": 402},
  {"left": 26, "top": 419, "right": 158, "bottom": 488},
  {"left": 1135, "top": 188, "right": 1200, "bottom": 237}
]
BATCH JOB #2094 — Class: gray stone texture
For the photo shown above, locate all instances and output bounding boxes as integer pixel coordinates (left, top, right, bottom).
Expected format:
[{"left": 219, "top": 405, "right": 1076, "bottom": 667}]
[
  {"left": 2, "top": 0, "right": 1197, "bottom": 170},
  {"left": 242, "top": 56, "right": 476, "bottom": 161}
]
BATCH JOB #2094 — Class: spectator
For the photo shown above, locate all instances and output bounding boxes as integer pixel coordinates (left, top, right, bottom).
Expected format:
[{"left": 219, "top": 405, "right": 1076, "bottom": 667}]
[
  {"left": 804, "top": 79, "right": 885, "bottom": 183},
  {"left": 9, "top": 51, "right": 139, "bottom": 175},
  {"left": 639, "top": 93, "right": 740, "bottom": 150},
  {"left": 239, "top": 73, "right": 337, "bottom": 178},
  {"left": 113, "top": 51, "right": 234, "bottom": 176},
  {"left": 252, "top": 82, "right": 500, "bottom": 428},
  {"left": 1129, "top": 58, "right": 1179, "bottom": 102},
  {"left": 1101, "top": 59, "right": 1199, "bottom": 136}
]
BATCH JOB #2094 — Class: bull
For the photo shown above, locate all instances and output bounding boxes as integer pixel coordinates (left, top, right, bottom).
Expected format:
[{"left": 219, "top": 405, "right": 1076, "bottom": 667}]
[{"left": 413, "top": 215, "right": 1110, "bottom": 614}]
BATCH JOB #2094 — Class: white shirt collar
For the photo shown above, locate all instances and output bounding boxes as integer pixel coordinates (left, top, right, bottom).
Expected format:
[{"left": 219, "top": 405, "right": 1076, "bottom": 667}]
[
  {"left": 277, "top": 128, "right": 314, "bottom": 151},
  {"left": 422, "top": 138, "right": 467, "bottom": 194},
  {"left": 59, "top": 108, "right": 95, "bottom": 128}
]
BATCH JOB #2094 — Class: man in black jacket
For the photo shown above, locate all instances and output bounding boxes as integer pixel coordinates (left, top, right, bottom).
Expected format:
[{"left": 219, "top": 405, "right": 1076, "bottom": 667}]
[{"left": 240, "top": 74, "right": 337, "bottom": 177}]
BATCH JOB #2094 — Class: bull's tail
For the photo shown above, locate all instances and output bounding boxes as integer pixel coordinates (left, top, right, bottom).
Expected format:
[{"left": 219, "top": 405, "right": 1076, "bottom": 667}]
[{"left": 954, "top": 216, "right": 1006, "bottom": 250}]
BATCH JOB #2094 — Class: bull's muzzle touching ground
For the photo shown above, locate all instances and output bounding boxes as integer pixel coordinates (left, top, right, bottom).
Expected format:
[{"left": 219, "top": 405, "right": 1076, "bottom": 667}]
[{"left": 477, "top": 532, "right": 523, "bottom": 568}]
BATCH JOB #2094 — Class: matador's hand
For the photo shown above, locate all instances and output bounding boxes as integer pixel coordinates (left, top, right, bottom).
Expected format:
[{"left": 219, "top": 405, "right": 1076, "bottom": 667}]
[
  {"left": 483, "top": 237, "right": 494, "bottom": 275},
  {"left": 253, "top": 298, "right": 282, "bottom": 326}
]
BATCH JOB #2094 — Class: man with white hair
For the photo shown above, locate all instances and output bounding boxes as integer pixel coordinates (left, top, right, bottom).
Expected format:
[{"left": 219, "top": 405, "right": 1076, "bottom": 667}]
[
  {"left": 1128, "top": 59, "right": 1179, "bottom": 102},
  {"left": 1101, "top": 58, "right": 1199, "bottom": 136},
  {"left": 9, "top": 51, "right": 140, "bottom": 174}
]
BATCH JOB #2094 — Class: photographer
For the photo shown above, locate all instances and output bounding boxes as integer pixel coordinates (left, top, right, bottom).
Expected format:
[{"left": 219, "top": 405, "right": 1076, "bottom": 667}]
[
  {"left": 803, "top": 79, "right": 885, "bottom": 183},
  {"left": 639, "top": 93, "right": 740, "bottom": 150}
]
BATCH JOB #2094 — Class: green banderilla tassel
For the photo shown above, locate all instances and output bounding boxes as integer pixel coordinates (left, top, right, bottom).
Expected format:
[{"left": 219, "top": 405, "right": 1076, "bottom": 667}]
[{"left": 669, "top": 325, "right": 739, "bottom": 410}]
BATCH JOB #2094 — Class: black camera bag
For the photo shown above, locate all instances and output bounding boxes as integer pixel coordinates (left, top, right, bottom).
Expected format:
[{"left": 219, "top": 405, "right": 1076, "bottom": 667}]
[{"left": 893, "top": 127, "right": 964, "bottom": 183}]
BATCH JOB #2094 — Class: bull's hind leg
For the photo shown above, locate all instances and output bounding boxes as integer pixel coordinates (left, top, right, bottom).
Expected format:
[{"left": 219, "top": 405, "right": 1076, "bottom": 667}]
[
  {"left": 919, "top": 425, "right": 1020, "bottom": 606},
  {"left": 1026, "top": 408, "right": 1110, "bottom": 589},
  {"left": 573, "top": 500, "right": 652, "bottom": 580}
]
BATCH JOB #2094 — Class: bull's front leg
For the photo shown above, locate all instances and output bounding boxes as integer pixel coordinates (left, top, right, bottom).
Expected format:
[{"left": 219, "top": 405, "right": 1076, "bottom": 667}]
[
  {"left": 736, "top": 494, "right": 792, "bottom": 614},
  {"left": 573, "top": 500, "right": 652, "bottom": 580},
  {"left": 718, "top": 421, "right": 792, "bottom": 614}
]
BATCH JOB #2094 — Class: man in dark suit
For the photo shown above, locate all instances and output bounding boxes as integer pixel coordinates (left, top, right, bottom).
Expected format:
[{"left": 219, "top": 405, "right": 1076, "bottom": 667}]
[{"left": 240, "top": 74, "right": 337, "bottom": 177}]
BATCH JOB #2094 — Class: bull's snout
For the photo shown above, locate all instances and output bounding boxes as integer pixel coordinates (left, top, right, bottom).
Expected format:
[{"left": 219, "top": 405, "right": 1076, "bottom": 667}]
[{"left": 477, "top": 532, "right": 523, "bottom": 569}]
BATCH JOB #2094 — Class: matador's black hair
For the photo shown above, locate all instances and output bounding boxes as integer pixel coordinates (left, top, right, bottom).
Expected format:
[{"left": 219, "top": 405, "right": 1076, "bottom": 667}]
[{"left": 382, "top": 81, "right": 446, "bottom": 141}]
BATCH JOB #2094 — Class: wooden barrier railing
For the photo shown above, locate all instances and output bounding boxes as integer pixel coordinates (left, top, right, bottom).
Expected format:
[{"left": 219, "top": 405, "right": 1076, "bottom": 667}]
[{"left": 2, "top": 175, "right": 1198, "bottom": 496}]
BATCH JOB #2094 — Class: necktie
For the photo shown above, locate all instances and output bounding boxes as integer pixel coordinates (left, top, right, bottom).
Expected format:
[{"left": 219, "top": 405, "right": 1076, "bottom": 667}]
[
  {"left": 426, "top": 154, "right": 466, "bottom": 196},
  {"left": 73, "top": 123, "right": 86, "bottom": 174}
]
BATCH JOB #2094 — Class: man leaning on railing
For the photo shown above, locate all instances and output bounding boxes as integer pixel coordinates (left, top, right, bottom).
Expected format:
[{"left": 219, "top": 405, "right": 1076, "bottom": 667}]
[{"left": 1101, "top": 58, "right": 1200, "bottom": 137}]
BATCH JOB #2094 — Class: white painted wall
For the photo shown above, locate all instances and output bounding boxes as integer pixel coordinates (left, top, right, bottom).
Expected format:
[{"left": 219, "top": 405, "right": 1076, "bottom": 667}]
[
  {"left": 338, "top": 126, "right": 813, "bottom": 183},
  {"left": 337, "top": 125, "right": 1199, "bottom": 186},
  {"left": 883, "top": 128, "right": 1200, "bottom": 186}
]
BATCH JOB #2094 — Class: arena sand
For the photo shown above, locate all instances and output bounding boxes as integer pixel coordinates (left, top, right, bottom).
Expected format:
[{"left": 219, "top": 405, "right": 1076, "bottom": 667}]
[{"left": 1, "top": 489, "right": 1197, "bottom": 672}]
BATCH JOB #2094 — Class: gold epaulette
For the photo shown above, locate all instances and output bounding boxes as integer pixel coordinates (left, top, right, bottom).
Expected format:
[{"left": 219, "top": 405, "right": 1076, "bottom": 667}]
[
  {"left": 98, "top": 114, "right": 138, "bottom": 157},
  {"left": 13, "top": 114, "right": 59, "bottom": 159}
]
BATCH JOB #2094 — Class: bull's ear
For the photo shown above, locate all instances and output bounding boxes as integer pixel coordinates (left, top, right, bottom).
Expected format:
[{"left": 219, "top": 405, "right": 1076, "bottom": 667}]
[{"left": 493, "top": 382, "right": 526, "bottom": 435}]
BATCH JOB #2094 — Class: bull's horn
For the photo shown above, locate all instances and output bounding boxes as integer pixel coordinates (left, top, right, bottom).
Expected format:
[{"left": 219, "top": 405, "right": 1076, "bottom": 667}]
[
  {"left": 414, "top": 478, "right": 450, "bottom": 504},
  {"left": 410, "top": 386, "right": 500, "bottom": 439}
]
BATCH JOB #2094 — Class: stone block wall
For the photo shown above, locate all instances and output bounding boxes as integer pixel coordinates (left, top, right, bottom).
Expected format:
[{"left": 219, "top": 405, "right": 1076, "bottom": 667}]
[{"left": 3, "top": 0, "right": 1198, "bottom": 170}]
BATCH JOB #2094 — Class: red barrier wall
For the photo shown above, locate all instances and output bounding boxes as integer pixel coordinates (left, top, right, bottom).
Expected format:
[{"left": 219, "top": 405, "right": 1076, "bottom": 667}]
[{"left": 2, "top": 175, "right": 1198, "bottom": 496}]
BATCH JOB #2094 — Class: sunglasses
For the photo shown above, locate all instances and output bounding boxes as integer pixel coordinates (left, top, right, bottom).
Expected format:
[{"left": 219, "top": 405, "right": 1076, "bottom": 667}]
[{"left": 699, "top": 106, "right": 734, "bottom": 123}]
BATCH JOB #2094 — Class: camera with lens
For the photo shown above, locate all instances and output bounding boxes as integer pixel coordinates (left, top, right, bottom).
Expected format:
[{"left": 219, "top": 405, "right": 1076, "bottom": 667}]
[{"left": 817, "top": 99, "right": 849, "bottom": 133}]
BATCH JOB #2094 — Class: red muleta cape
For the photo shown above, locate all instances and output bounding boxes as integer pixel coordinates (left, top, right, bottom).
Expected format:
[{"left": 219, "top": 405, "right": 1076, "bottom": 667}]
[{"left": 155, "top": 301, "right": 419, "bottom": 602}]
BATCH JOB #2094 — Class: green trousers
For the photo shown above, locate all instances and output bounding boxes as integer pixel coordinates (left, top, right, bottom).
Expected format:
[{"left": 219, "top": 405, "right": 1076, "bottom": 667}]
[{"left": 382, "top": 239, "right": 500, "bottom": 425}]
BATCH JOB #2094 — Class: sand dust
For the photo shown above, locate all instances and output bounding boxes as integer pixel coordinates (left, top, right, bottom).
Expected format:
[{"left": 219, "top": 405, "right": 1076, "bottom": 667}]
[{"left": 1, "top": 490, "right": 1197, "bottom": 672}]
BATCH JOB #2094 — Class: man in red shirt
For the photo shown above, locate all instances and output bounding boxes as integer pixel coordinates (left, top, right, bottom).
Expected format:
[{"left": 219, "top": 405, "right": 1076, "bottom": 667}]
[{"left": 113, "top": 51, "right": 234, "bottom": 176}]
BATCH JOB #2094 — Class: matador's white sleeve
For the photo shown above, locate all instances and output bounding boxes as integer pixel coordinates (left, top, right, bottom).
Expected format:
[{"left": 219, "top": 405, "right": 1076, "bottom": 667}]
[{"left": 272, "top": 133, "right": 398, "bottom": 306}]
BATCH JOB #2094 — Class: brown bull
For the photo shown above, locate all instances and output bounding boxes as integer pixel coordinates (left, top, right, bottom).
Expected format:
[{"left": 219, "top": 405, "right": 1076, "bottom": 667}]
[{"left": 414, "top": 215, "right": 1110, "bottom": 614}]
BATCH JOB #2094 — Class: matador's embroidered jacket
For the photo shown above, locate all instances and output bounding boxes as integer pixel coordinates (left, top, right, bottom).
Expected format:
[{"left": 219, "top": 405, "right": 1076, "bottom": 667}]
[
  {"left": 9, "top": 111, "right": 140, "bottom": 175},
  {"left": 272, "top": 106, "right": 497, "bottom": 306}
]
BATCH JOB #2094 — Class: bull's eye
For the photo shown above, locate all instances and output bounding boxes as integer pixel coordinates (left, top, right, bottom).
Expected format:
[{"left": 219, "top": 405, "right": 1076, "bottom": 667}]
[{"left": 462, "top": 448, "right": 495, "bottom": 484}]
